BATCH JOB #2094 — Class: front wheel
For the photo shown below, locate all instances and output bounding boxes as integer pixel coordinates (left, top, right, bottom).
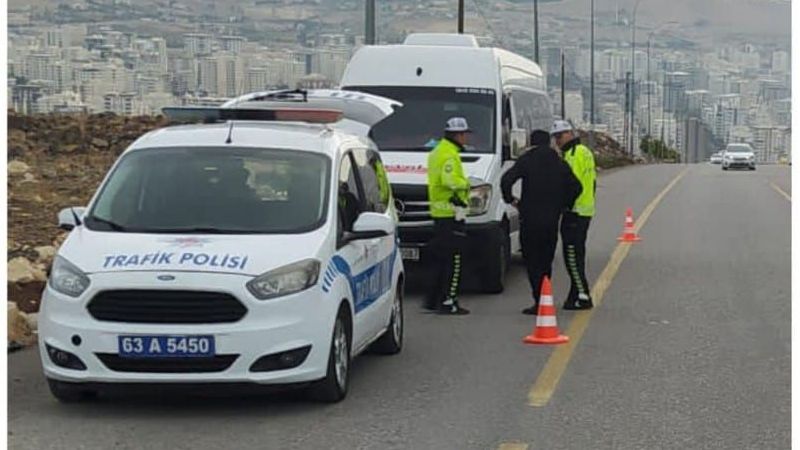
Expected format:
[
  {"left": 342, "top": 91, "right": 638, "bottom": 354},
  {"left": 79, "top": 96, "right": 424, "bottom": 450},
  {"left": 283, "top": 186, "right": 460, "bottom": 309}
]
[
  {"left": 481, "top": 228, "right": 510, "bottom": 294},
  {"left": 308, "top": 310, "right": 351, "bottom": 403}
]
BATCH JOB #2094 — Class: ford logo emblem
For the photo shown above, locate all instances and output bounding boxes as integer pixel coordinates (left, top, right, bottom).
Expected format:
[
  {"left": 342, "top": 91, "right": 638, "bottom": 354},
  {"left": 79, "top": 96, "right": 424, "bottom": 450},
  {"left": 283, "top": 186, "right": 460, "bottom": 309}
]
[{"left": 157, "top": 275, "right": 175, "bottom": 281}]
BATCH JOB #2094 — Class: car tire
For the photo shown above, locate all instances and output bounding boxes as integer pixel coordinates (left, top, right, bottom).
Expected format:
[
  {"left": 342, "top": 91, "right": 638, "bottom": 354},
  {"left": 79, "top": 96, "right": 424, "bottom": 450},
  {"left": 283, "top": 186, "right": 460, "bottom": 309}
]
[
  {"left": 308, "top": 308, "right": 351, "bottom": 403},
  {"left": 371, "top": 283, "right": 403, "bottom": 355},
  {"left": 750, "top": 166, "right": 756, "bottom": 171},
  {"left": 47, "top": 378, "right": 96, "bottom": 403},
  {"left": 481, "top": 227, "right": 509, "bottom": 294},
  {"left": 722, "top": 166, "right": 728, "bottom": 171}
]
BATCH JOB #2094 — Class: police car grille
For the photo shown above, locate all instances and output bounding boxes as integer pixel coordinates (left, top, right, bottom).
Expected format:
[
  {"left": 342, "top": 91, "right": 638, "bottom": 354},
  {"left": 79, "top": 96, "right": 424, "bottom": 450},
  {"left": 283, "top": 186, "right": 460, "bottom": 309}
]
[
  {"left": 95, "top": 353, "right": 238, "bottom": 373},
  {"left": 87, "top": 290, "right": 247, "bottom": 324},
  {"left": 393, "top": 183, "right": 432, "bottom": 223}
]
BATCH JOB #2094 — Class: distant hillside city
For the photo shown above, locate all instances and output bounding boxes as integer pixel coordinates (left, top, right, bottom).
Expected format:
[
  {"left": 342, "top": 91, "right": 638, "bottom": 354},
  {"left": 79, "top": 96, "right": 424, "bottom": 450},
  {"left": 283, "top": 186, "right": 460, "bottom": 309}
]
[{"left": 7, "top": 0, "right": 791, "bottom": 162}]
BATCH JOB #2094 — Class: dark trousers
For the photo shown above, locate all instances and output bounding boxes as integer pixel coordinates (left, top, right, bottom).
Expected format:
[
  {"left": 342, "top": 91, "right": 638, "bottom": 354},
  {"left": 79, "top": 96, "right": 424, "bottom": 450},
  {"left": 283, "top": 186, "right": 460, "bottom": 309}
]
[
  {"left": 560, "top": 212, "right": 592, "bottom": 302},
  {"left": 425, "top": 218, "right": 465, "bottom": 308},
  {"left": 520, "top": 219, "right": 560, "bottom": 304}
]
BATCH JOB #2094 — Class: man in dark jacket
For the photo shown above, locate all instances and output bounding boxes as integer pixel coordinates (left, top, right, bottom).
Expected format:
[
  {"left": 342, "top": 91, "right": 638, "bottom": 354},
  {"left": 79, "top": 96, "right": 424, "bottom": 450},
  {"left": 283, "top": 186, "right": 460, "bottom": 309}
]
[{"left": 501, "top": 130, "right": 582, "bottom": 314}]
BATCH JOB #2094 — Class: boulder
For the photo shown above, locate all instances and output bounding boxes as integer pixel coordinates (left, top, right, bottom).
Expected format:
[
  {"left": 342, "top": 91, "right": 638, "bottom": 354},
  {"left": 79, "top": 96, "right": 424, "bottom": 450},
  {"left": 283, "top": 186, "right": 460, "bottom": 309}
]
[
  {"left": 24, "top": 312, "right": 38, "bottom": 332},
  {"left": 35, "top": 246, "right": 57, "bottom": 264},
  {"left": 91, "top": 138, "right": 109, "bottom": 149},
  {"left": 8, "top": 302, "right": 34, "bottom": 346},
  {"left": 60, "top": 144, "right": 80, "bottom": 153},
  {"left": 8, "top": 160, "right": 30, "bottom": 175},
  {"left": 8, "top": 257, "right": 45, "bottom": 284}
]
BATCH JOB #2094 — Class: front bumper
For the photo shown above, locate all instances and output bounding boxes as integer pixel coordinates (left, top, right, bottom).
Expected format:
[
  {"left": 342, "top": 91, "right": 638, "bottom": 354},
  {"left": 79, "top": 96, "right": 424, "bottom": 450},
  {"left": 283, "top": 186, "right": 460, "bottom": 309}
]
[
  {"left": 38, "top": 271, "right": 333, "bottom": 385},
  {"left": 724, "top": 160, "right": 756, "bottom": 169},
  {"left": 398, "top": 221, "right": 504, "bottom": 265}
]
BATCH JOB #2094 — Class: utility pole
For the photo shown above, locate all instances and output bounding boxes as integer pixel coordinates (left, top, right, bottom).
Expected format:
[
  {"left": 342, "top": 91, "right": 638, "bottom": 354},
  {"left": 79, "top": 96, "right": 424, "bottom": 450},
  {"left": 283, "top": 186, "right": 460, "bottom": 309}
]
[
  {"left": 365, "top": 0, "right": 376, "bottom": 45},
  {"left": 561, "top": 49, "right": 566, "bottom": 119},
  {"left": 533, "top": 0, "right": 540, "bottom": 63},
  {"left": 458, "top": 0, "right": 465, "bottom": 34},
  {"left": 661, "top": 64, "right": 667, "bottom": 144},
  {"left": 630, "top": 0, "right": 644, "bottom": 156},
  {"left": 624, "top": 71, "right": 631, "bottom": 154},
  {"left": 590, "top": 0, "right": 595, "bottom": 125},
  {"left": 647, "top": 38, "right": 651, "bottom": 138}
]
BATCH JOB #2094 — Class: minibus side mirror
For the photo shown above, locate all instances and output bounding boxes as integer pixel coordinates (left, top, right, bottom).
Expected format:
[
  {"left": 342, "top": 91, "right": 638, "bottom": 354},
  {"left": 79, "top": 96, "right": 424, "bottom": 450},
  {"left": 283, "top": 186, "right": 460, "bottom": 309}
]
[{"left": 510, "top": 129, "right": 529, "bottom": 159}]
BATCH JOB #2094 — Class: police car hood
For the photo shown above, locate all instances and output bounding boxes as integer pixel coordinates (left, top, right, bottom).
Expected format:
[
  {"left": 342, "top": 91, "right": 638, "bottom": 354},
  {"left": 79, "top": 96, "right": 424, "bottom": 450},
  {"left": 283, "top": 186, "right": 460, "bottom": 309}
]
[
  {"left": 380, "top": 152, "right": 495, "bottom": 185},
  {"left": 61, "top": 227, "right": 327, "bottom": 277}
]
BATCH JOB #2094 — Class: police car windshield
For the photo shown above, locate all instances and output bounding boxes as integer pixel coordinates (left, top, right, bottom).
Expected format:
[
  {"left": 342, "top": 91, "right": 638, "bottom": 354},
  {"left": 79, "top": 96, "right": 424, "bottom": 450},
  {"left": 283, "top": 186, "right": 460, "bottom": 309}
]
[
  {"left": 346, "top": 86, "right": 496, "bottom": 154},
  {"left": 86, "top": 147, "right": 330, "bottom": 234},
  {"left": 726, "top": 145, "right": 752, "bottom": 153}
]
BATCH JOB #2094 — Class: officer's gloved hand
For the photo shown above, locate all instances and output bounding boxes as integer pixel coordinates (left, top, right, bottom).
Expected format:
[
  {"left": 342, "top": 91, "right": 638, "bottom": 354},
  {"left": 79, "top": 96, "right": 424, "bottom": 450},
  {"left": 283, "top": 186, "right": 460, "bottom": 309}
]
[{"left": 450, "top": 195, "right": 468, "bottom": 208}]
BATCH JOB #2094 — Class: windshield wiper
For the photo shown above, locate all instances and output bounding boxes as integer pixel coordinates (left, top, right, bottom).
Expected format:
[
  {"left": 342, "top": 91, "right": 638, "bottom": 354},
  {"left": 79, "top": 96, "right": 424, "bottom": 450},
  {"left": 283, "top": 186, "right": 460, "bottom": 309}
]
[
  {"left": 151, "top": 227, "right": 252, "bottom": 234},
  {"left": 87, "top": 216, "right": 129, "bottom": 232},
  {"left": 380, "top": 147, "right": 434, "bottom": 152}
]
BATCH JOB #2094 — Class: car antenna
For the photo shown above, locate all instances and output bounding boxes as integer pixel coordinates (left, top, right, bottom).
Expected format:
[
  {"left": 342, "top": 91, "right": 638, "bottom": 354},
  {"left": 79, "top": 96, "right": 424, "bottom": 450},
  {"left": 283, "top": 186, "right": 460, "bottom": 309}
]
[
  {"left": 225, "top": 120, "right": 234, "bottom": 144},
  {"left": 70, "top": 207, "right": 82, "bottom": 227}
]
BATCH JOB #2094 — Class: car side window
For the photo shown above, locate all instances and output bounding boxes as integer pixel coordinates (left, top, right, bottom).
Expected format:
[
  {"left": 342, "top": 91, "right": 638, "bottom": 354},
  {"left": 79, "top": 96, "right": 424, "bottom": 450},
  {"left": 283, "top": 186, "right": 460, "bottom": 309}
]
[
  {"left": 352, "top": 148, "right": 389, "bottom": 214},
  {"left": 338, "top": 153, "right": 362, "bottom": 236}
]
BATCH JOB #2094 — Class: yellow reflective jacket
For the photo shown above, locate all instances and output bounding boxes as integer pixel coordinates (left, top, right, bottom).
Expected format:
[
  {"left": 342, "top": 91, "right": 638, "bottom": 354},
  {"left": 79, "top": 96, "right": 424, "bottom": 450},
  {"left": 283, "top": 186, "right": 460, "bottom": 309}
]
[
  {"left": 427, "top": 138, "right": 470, "bottom": 219},
  {"left": 562, "top": 139, "right": 596, "bottom": 217}
]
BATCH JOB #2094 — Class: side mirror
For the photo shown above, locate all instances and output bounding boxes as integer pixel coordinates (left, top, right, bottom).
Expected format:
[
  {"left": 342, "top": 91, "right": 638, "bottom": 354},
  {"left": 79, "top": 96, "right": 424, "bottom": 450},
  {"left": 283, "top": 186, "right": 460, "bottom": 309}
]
[
  {"left": 58, "top": 207, "right": 86, "bottom": 231},
  {"left": 347, "top": 212, "right": 394, "bottom": 241},
  {"left": 510, "top": 128, "right": 529, "bottom": 159}
]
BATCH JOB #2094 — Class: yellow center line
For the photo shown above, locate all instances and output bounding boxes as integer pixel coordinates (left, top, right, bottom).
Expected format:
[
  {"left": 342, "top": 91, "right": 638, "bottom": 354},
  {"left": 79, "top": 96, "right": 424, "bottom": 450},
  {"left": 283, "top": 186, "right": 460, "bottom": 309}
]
[
  {"left": 496, "top": 442, "right": 529, "bottom": 450},
  {"left": 527, "top": 167, "right": 689, "bottom": 407},
  {"left": 770, "top": 182, "right": 791, "bottom": 202}
]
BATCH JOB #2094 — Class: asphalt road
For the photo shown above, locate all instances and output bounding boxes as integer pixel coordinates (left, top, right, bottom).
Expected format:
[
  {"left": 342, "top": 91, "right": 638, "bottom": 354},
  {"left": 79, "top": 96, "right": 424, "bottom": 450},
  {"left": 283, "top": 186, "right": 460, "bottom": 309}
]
[{"left": 8, "top": 163, "right": 791, "bottom": 450}]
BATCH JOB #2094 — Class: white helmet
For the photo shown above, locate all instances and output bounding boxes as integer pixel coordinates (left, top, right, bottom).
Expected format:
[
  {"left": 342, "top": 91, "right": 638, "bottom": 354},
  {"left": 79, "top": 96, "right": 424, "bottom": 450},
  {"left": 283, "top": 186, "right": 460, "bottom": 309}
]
[
  {"left": 551, "top": 119, "right": 574, "bottom": 136},
  {"left": 445, "top": 117, "right": 472, "bottom": 133}
]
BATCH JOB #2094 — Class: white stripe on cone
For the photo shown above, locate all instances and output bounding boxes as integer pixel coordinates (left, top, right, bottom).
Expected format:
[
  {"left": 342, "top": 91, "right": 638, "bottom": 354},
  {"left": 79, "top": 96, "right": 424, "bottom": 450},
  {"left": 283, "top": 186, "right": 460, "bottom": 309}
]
[
  {"left": 536, "top": 316, "right": 558, "bottom": 327},
  {"left": 540, "top": 294, "right": 554, "bottom": 306}
]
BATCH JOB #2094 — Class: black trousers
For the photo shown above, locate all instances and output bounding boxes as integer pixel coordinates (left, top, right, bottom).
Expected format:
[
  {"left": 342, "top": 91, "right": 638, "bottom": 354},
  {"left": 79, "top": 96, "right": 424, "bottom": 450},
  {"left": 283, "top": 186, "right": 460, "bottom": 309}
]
[
  {"left": 520, "top": 219, "right": 560, "bottom": 304},
  {"left": 426, "top": 218, "right": 465, "bottom": 308},
  {"left": 560, "top": 212, "right": 592, "bottom": 302}
]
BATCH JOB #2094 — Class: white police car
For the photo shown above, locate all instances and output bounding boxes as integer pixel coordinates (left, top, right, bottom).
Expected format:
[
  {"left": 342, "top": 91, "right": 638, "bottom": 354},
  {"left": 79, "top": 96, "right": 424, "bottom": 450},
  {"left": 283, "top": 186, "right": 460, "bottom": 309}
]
[{"left": 40, "top": 90, "right": 404, "bottom": 403}]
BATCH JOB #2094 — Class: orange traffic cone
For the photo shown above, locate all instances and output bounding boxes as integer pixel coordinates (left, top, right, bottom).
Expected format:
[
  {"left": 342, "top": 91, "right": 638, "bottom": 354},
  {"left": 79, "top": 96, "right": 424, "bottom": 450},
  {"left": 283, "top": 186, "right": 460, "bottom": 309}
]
[
  {"left": 523, "top": 277, "right": 569, "bottom": 345},
  {"left": 617, "top": 207, "right": 642, "bottom": 242}
]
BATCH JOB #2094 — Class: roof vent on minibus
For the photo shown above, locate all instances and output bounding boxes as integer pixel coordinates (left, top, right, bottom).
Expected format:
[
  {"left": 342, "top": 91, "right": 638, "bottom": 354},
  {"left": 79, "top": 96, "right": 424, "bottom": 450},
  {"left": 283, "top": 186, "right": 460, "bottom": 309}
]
[{"left": 403, "top": 33, "right": 480, "bottom": 48}]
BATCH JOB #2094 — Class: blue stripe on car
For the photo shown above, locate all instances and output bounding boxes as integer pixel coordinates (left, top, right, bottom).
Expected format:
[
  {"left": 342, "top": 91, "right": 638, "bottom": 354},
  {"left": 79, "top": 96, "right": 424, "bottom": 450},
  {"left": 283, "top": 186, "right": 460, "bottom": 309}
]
[{"left": 324, "top": 247, "right": 397, "bottom": 314}]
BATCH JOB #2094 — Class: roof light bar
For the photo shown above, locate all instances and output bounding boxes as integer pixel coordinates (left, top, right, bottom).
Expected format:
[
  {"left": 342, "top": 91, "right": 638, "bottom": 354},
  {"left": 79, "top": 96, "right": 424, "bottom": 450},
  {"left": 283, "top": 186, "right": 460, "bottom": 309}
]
[{"left": 162, "top": 107, "right": 344, "bottom": 124}]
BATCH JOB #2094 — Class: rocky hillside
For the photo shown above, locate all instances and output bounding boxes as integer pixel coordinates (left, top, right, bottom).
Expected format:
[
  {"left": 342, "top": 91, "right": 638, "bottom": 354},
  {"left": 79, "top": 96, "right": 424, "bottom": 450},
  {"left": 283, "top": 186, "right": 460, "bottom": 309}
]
[{"left": 6, "top": 111, "right": 631, "bottom": 346}]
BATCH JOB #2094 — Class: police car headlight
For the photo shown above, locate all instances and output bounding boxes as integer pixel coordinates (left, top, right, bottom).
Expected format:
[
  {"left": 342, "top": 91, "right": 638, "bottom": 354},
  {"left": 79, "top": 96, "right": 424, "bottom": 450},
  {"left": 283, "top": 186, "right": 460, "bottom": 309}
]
[
  {"left": 247, "top": 259, "right": 320, "bottom": 300},
  {"left": 49, "top": 256, "right": 90, "bottom": 298},
  {"left": 468, "top": 184, "right": 492, "bottom": 216}
]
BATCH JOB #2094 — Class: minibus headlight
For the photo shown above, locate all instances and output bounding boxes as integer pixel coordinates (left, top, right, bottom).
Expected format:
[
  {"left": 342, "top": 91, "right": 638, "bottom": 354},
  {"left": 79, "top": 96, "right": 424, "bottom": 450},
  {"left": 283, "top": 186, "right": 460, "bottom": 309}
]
[{"left": 468, "top": 184, "right": 492, "bottom": 216}]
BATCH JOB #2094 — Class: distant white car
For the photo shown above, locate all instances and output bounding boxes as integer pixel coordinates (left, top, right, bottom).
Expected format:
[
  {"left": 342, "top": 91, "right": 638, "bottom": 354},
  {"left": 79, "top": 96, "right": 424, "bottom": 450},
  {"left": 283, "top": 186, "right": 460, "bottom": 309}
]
[
  {"left": 710, "top": 152, "right": 723, "bottom": 164},
  {"left": 722, "top": 143, "right": 756, "bottom": 171}
]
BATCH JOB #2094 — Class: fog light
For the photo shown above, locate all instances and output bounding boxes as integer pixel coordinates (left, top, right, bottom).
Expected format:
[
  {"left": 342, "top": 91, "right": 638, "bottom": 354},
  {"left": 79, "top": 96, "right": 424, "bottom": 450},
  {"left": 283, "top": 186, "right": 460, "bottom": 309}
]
[
  {"left": 45, "top": 344, "right": 87, "bottom": 370},
  {"left": 249, "top": 346, "right": 311, "bottom": 372}
]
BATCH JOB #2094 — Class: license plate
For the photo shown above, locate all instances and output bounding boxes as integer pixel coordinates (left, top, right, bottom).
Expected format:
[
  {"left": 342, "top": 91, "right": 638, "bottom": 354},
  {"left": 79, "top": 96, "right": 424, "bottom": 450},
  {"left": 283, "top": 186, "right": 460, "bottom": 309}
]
[
  {"left": 400, "top": 247, "right": 420, "bottom": 261},
  {"left": 118, "top": 335, "right": 215, "bottom": 358}
]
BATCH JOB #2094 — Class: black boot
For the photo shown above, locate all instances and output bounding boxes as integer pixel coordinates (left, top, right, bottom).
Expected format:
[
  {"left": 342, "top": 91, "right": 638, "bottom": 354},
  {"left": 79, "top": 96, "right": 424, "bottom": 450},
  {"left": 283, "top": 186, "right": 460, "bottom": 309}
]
[
  {"left": 563, "top": 296, "right": 594, "bottom": 310},
  {"left": 437, "top": 299, "right": 470, "bottom": 315},
  {"left": 521, "top": 304, "right": 539, "bottom": 315}
]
